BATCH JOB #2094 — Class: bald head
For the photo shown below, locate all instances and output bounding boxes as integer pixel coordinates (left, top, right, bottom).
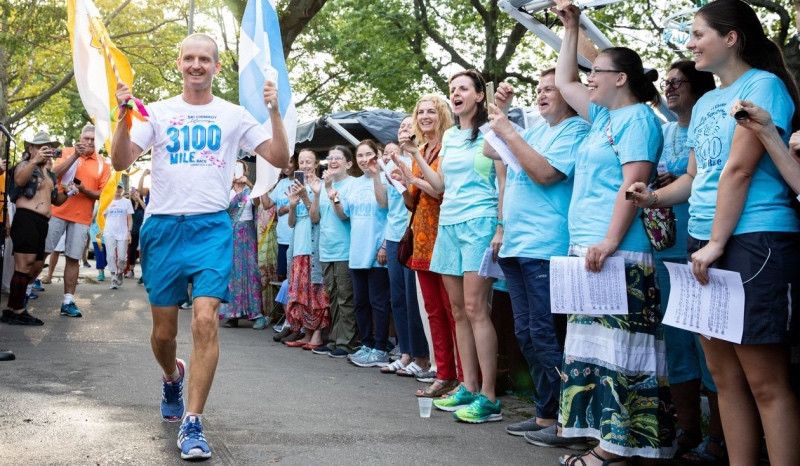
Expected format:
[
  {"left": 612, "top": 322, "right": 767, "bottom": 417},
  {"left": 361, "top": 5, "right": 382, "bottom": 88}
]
[{"left": 179, "top": 33, "right": 219, "bottom": 63}]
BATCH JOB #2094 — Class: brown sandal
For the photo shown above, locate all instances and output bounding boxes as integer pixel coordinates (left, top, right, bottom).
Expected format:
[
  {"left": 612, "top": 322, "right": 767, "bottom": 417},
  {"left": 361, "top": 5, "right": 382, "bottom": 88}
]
[{"left": 415, "top": 379, "right": 458, "bottom": 398}]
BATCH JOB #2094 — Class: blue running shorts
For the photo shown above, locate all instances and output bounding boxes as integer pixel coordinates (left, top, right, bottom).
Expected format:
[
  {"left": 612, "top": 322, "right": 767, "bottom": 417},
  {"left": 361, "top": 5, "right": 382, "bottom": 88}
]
[{"left": 140, "top": 211, "right": 233, "bottom": 307}]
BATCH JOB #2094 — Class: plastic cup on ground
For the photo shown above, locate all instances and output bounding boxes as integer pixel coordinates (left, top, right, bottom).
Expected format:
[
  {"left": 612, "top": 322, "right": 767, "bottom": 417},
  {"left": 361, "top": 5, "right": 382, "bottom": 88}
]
[{"left": 418, "top": 398, "right": 432, "bottom": 418}]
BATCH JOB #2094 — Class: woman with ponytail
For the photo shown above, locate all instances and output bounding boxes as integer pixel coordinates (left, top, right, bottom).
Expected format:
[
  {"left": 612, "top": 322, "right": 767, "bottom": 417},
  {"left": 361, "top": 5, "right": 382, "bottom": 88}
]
[
  {"left": 629, "top": 1, "right": 800, "bottom": 464},
  {"left": 526, "top": 5, "right": 675, "bottom": 464}
]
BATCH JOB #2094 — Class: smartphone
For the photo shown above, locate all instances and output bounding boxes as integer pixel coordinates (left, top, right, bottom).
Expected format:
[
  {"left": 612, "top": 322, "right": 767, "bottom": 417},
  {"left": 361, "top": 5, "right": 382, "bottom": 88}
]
[
  {"left": 733, "top": 109, "right": 749, "bottom": 121},
  {"left": 294, "top": 171, "right": 305, "bottom": 185},
  {"left": 234, "top": 162, "right": 245, "bottom": 179},
  {"left": 74, "top": 178, "right": 82, "bottom": 186},
  {"left": 625, "top": 191, "right": 635, "bottom": 200},
  {"left": 486, "top": 82, "right": 495, "bottom": 107}
]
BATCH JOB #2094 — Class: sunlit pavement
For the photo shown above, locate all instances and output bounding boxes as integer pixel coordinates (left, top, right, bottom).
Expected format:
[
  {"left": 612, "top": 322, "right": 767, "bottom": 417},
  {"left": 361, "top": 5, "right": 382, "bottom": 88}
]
[{"left": 0, "top": 267, "right": 562, "bottom": 465}]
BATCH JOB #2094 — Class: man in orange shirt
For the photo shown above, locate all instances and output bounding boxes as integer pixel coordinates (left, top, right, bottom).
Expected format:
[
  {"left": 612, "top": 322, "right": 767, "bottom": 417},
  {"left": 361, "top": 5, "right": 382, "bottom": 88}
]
[{"left": 45, "top": 124, "right": 111, "bottom": 317}]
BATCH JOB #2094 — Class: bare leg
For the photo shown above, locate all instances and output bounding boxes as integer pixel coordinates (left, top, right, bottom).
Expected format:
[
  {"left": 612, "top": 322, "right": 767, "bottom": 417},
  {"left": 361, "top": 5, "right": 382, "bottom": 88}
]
[
  {"left": 45, "top": 252, "right": 60, "bottom": 282},
  {"left": 187, "top": 297, "right": 221, "bottom": 414},
  {"left": 63, "top": 257, "right": 79, "bottom": 295},
  {"left": 151, "top": 306, "right": 179, "bottom": 376},
  {"left": 463, "top": 272, "right": 497, "bottom": 400},
  {"left": 441, "top": 275, "right": 480, "bottom": 393},
  {"left": 736, "top": 343, "right": 800, "bottom": 466},
  {"left": 701, "top": 338, "right": 761, "bottom": 465}
]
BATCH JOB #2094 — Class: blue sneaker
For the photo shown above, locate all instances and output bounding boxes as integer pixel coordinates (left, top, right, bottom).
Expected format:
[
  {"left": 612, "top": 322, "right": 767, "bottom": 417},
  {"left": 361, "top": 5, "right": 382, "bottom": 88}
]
[
  {"left": 26, "top": 290, "right": 38, "bottom": 300},
  {"left": 347, "top": 346, "right": 371, "bottom": 363},
  {"left": 351, "top": 349, "right": 390, "bottom": 368},
  {"left": 32, "top": 279, "right": 45, "bottom": 291},
  {"left": 177, "top": 415, "right": 211, "bottom": 460},
  {"left": 60, "top": 302, "right": 82, "bottom": 318},
  {"left": 161, "top": 359, "right": 185, "bottom": 422}
]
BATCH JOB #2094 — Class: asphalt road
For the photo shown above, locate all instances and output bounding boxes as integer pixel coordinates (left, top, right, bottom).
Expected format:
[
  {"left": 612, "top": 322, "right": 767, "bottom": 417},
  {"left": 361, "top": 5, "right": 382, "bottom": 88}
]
[{"left": 0, "top": 268, "right": 563, "bottom": 465}]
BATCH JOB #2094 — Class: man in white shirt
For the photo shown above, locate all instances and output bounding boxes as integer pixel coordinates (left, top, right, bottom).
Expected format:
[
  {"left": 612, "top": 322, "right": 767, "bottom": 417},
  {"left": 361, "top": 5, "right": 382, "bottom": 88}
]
[{"left": 111, "top": 33, "right": 288, "bottom": 461}]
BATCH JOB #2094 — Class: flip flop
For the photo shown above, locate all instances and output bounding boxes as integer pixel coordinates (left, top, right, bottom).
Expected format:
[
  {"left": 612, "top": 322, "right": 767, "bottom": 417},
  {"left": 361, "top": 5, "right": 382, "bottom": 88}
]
[{"left": 380, "top": 359, "right": 407, "bottom": 374}]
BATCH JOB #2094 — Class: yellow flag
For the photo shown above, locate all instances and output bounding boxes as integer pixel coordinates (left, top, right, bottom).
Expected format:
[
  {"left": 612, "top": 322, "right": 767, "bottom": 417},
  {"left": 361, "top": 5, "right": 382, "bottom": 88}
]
[{"left": 67, "top": 0, "right": 134, "bottom": 233}]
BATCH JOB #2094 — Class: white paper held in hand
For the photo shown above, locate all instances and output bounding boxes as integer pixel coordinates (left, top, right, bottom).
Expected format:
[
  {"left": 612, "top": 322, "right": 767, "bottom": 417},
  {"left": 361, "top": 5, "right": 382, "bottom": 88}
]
[
  {"left": 549, "top": 256, "right": 628, "bottom": 315},
  {"left": 478, "top": 247, "right": 505, "bottom": 280},
  {"left": 661, "top": 262, "right": 745, "bottom": 344},
  {"left": 478, "top": 123, "right": 522, "bottom": 173}
]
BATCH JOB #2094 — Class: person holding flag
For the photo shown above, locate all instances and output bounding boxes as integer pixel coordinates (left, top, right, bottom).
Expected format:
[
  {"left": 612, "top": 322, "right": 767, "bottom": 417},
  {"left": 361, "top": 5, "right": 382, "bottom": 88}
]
[{"left": 111, "top": 33, "right": 289, "bottom": 461}]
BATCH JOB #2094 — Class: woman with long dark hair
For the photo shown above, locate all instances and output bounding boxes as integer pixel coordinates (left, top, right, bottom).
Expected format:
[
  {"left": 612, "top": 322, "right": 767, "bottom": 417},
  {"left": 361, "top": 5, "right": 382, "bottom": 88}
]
[
  {"left": 412, "top": 70, "right": 504, "bottom": 423},
  {"left": 630, "top": 1, "right": 800, "bottom": 464}
]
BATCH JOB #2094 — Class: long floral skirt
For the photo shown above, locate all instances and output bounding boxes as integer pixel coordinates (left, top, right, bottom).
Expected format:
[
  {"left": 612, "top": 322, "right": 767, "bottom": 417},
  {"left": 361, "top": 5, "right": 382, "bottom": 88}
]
[
  {"left": 286, "top": 255, "right": 330, "bottom": 332},
  {"left": 218, "top": 221, "right": 263, "bottom": 320},
  {"left": 257, "top": 204, "right": 278, "bottom": 313},
  {"left": 559, "top": 247, "right": 675, "bottom": 459}
]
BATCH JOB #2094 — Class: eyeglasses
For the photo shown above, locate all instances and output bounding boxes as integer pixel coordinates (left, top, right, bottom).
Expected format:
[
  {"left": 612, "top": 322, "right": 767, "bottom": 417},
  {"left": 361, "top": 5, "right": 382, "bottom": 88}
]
[
  {"left": 534, "top": 86, "right": 557, "bottom": 99},
  {"left": 588, "top": 68, "right": 622, "bottom": 77},
  {"left": 661, "top": 79, "right": 689, "bottom": 90}
]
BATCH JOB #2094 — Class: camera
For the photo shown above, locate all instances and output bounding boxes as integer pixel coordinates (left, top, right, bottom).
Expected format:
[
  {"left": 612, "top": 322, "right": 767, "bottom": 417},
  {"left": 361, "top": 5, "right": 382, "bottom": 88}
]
[{"left": 52, "top": 148, "right": 62, "bottom": 158}]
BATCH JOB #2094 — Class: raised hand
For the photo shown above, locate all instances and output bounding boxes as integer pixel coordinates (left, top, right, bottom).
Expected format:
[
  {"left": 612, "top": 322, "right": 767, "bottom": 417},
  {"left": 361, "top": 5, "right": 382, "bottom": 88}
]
[
  {"left": 263, "top": 80, "right": 279, "bottom": 110},
  {"left": 495, "top": 82, "right": 514, "bottom": 113}
]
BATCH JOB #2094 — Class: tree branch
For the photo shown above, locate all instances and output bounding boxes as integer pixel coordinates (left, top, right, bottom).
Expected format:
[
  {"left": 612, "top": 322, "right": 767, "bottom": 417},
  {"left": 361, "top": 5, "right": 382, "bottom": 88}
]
[
  {"left": 746, "top": 0, "right": 790, "bottom": 44},
  {"left": 4, "top": 71, "right": 74, "bottom": 126},
  {"left": 414, "top": 0, "right": 473, "bottom": 70},
  {"left": 497, "top": 23, "right": 528, "bottom": 70}
]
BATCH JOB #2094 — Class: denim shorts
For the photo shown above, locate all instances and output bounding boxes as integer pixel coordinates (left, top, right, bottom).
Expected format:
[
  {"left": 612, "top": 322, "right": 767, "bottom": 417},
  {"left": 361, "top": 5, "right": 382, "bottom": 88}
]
[
  {"left": 140, "top": 211, "right": 233, "bottom": 307},
  {"left": 429, "top": 217, "right": 496, "bottom": 276},
  {"left": 688, "top": 232, "right": 799, "bottom": 345}
]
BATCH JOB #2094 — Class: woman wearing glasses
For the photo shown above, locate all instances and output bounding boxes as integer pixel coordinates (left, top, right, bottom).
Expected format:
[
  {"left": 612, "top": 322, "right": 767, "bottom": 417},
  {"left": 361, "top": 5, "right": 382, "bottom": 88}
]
[
  {"left": 656, "top": 61, "right": 725, "bottom": 464},
  {"left": 529, "top": 5, "right": 675, "bottom": 464},
  {"left": 630, "top": 1, "right": 800, "bottom": 464}
]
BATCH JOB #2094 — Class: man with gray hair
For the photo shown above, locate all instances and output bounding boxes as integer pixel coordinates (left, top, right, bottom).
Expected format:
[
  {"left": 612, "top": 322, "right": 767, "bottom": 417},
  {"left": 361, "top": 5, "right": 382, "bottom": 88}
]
[{"left": 45, "top": 124, "right": 111, "bottom": 317}]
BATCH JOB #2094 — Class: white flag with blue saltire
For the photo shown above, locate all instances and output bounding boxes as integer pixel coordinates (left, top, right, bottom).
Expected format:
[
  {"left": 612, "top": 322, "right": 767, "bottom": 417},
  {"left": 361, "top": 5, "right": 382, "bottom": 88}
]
[{"left": 239, "top": 0, "right": 297, "bottom": 197}]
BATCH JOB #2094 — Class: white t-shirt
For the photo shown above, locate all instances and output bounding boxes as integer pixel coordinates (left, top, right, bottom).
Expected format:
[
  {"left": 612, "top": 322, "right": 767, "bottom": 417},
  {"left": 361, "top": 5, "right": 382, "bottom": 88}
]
[
  {"left": 229, "top": 189, "right": 254, "bottom": 222},
  {"left": 103, "top": 198, "right": 134, "bottom": 240},
  {"left": 130, "top": 95, "right": 272, "bottom": 216}
]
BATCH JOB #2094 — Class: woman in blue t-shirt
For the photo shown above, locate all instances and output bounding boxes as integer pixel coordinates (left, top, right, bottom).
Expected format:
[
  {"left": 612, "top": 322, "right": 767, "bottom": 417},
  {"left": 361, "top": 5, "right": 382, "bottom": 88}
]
[
  {"left": 654, "top": 60, "right": 724, "bottom": 462},
  {"left": 629, "top": 2, "right": 800, "bottom": 464},
  {"left": 534, "top": 5, "right": 674, "bottom": 463},
  {"left": 413, "top": 69, "right": 504, "bottom": 424},
  {"left": 284, "top": 149, "right": 329, "bottom": 350},
  {"left": 330, "top": 139, "right": 392, "bottom": 368}
]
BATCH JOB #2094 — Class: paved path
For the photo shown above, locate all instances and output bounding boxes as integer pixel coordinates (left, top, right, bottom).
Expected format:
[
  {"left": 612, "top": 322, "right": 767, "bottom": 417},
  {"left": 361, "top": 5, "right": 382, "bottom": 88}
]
[{"left": 0, "top": 268, "right": 562, "bottom": 465}]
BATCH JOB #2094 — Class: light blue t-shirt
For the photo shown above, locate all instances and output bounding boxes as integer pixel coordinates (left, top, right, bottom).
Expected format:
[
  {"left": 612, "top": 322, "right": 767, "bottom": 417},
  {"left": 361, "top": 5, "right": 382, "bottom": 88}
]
[
  {"left": 687, "top": 68, "right": 800, "bottom": 239},
  {"left": 656, "top": 122, "right": 690, "bottom": 258},
  {"left": 384, "top": 156, "right": 412, "bottom": 242},
  {"left": 500, "top": 116, "right": 589, "bottom": 260},
  {"left": 569, "top": 103, "right": 663, "bottom": 252},
  {"left": 269, "top": 177, "right": 293, "bottom": 245},
  {"left": 439, "top": 127, "right": 497, "bottom": 225},
  {"left": 342, "top": 175, "right": 388, "bottom": 269},
  {"left": 290, "top": 185, "right": 315, "bottom": 257},
  {"left": 319, "top": 176, "right": 354, "bottom": 263}
]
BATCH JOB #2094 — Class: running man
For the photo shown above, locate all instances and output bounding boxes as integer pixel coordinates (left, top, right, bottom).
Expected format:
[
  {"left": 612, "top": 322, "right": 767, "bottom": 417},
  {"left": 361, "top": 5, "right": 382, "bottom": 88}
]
[{"left": 111, "top": 33, "right": 288, "bottom": 461}]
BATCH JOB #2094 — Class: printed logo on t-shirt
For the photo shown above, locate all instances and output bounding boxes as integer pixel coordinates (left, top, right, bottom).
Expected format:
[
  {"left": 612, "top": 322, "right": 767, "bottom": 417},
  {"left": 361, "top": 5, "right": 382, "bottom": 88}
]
[
  {"left": 691, "top": 103, "right": 726, "bottom": 170},
  {"left": 165, "top": 114, "right": 225, "bottom": 168}
]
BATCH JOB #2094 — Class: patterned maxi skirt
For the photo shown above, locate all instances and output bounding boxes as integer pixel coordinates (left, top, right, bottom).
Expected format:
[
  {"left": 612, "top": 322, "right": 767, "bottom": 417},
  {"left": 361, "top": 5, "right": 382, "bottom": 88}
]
[
  {"left": 218, "top": 220, "right": 263, "bottom": 320},
  {"left": 256, "top": 204, "right": 278, "bottom": 313},
  {"left": 286, "top": 255, "right": 330, "bottom": 332},
  {"left": 559, "top": 246, "right": 675, "bottom": 458}
]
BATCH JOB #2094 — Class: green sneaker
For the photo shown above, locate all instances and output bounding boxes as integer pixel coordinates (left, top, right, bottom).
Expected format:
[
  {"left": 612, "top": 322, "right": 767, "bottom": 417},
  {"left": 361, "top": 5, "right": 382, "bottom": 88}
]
[
  {"left": 453, "top": 394, "right": 502, "bottom": 423},
  {"left": 433, "top": 385, "right": 476, "bottom": 412}
]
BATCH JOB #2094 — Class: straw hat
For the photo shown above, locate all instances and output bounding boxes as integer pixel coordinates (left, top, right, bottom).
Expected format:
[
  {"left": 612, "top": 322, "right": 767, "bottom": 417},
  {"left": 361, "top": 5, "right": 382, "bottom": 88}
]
[{"left": 24, "top": 131, "right": 61, "bottom": 148}]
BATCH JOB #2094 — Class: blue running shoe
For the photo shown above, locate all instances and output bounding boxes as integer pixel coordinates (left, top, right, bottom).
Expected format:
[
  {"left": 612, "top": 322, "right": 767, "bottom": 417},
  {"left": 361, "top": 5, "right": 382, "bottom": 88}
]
[
  {"left": 161, "top": 358, "right": 185, "bottom": 422},
  {"left": 32, "top": 279, "right": 45, "bottom": 291},
  {"left": 60, "top": 302, "right": 82, "bottom": 318},
  {"left": 177, "top": 415, "right": 212, "bottom": 460}
]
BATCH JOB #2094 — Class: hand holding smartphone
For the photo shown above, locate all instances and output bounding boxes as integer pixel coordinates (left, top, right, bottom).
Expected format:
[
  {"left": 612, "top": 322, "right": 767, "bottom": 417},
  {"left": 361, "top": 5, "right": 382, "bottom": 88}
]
[{"left": 294, "top": 171, "right": 305, "bottom": 185}]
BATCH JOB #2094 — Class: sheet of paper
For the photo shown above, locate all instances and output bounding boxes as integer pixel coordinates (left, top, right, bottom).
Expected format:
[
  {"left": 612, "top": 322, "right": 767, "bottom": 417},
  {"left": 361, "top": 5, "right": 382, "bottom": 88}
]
[
  {"left": 377, "top": 158, "right": 407, "bottom": 194},
  {"left": 662, "top": 262, "right": 745, "bottom": 344},
  {"left": 478, "top": 247, "right": 504, "bottom": 280},
  {"left": 479, "top": 123, "right": 522, "bottom": 173},
  {"left": 549, "top": 256, "right": 628, "bottom": 315}
]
